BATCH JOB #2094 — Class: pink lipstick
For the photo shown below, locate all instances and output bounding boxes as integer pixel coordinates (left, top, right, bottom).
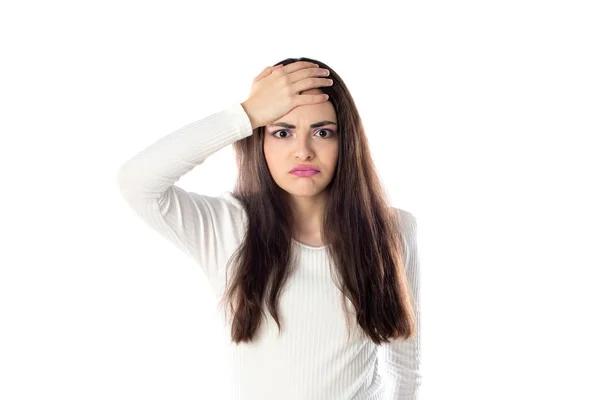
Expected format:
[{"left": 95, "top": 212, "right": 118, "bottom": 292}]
[
  {"left": 291, "top": 170, "right": 320, "bottom": 177},
  {"left": 290, "top": 164, "right": 320, "bottom": 177}
]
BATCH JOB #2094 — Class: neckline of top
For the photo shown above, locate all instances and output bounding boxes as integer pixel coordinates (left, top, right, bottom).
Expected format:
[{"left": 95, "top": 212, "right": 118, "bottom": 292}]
[
  {"left": 291, "top": 238, "right": 329, "bottom": 250},
  {"left": 223, "top": 192, "right": 330, "bottom": 251}
]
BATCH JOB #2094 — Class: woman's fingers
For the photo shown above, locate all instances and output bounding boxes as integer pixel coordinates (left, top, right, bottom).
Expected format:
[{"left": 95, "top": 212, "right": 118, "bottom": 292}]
[{"left": 254, "top": 66, "right": 276, "bottom": 82}]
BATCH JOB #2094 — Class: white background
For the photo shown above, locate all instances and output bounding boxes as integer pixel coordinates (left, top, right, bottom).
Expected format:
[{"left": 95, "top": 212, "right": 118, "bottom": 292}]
[{"left": 1, "top": 0, "right": 598, "bottom": 399}]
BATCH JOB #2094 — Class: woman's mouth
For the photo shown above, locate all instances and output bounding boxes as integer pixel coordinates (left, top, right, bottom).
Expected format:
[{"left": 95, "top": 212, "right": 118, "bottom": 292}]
[{"left": 290, "top": 170, "right": 320, "bottom": 177}]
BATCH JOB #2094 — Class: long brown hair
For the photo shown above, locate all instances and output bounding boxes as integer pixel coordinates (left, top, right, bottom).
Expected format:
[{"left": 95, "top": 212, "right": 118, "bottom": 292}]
[{"left": 217, "top": 57, "right": 416, "bottom": 345}]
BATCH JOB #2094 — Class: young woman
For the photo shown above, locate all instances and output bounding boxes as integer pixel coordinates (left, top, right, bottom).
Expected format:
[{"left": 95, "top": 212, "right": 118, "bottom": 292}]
[{"left": 117, "top": 58, "right": 421, "bottom": 399}]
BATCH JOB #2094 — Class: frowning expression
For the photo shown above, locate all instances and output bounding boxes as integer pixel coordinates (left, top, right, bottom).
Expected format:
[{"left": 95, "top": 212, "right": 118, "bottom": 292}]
[{"left": 263, "top": 89, "right": 339, "bottom": 198}]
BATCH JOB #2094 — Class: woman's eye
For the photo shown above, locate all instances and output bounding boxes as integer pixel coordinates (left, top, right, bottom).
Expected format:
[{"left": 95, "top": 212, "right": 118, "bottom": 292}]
[
  {"left": 273, "top": 129, "right": 291, "bottom": 139},
  {"left": 272, "top": 129, "right": 334, "bottom": 139},
  {"left": 316, "top": 129, "right": 334, "bottom": 138}
]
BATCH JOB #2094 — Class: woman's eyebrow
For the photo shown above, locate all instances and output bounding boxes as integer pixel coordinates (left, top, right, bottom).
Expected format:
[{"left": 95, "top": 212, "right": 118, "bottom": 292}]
[{"left": 269, "top": 121, "right": 337, "bottom": 129}]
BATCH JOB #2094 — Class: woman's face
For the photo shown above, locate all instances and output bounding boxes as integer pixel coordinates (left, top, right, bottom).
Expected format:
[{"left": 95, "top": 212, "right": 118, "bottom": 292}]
[{"left": 263, "top": 89, "right": 339, "bottom": 199}]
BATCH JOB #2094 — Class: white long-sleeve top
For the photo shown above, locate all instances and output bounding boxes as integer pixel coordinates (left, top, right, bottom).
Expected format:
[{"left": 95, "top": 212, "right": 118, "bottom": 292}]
[{"left": 116, "top": 102, "right": 422, "bottom": 400}]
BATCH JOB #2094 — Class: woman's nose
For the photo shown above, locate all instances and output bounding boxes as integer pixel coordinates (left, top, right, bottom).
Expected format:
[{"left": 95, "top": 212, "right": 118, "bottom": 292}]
[{"left": 294, "top": 135, "right": 315, "bottom": 157}]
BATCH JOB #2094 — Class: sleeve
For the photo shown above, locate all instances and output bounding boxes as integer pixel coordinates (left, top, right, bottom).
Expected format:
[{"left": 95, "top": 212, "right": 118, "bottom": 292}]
[
  {"left": 115, "top": 102, "right": 253, "bottom": 281},
  {"left": 377, "top": 209, "right": 422, "bottom": 400}
]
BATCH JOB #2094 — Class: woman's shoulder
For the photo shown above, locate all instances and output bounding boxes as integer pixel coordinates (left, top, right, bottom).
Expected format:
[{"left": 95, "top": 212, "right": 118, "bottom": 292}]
[
  {"left": 389, "top": 206, "right": 417, "bottom": 229},
  {"left": 221, "top": 190, "right": 245, "bottom": 211},
  {"left": 220, "top": 190, "right": 249, "bottom": 228}
]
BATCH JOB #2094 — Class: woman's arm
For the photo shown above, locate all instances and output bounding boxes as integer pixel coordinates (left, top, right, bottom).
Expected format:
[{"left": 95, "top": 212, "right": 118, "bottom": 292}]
[
  {"left": 378, "top": 209, "right": 422, "bottom": 399},
  {"left": 116, "top": 103, "right": 253, "bottom": 279}
]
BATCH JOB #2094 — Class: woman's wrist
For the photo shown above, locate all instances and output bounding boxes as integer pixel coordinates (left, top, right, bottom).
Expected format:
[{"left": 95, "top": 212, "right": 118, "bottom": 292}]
[{"left": 241, "top": 100, "right": 261, "bottom": 130}]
